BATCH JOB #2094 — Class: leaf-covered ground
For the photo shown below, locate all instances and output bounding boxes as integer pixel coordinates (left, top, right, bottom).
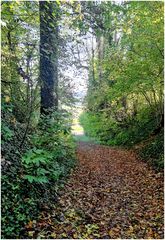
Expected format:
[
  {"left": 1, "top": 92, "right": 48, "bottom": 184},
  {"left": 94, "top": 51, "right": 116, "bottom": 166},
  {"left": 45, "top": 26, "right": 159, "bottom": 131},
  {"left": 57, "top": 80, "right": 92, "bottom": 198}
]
[{"left": 26, "top": 142, "right": 164, "bottom": 239}]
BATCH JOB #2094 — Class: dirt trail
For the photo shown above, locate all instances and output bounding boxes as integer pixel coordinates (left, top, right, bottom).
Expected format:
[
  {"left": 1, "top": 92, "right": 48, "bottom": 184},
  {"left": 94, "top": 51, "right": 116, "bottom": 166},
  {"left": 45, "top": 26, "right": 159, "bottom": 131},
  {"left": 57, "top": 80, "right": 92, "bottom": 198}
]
[{"left": 36, "top": 142, "right": 164, "bottom": 239}]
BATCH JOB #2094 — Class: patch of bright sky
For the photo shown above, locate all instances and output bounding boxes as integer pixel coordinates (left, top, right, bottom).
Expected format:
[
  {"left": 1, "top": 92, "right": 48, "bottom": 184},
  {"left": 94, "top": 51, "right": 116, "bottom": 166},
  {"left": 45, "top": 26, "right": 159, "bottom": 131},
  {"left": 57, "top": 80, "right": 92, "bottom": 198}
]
[
  {"left": 60, "top": 17, "right": 97, "bottom": 105},
  {"left": 60, "top": 1, "right": 123, "bottom": 105}
]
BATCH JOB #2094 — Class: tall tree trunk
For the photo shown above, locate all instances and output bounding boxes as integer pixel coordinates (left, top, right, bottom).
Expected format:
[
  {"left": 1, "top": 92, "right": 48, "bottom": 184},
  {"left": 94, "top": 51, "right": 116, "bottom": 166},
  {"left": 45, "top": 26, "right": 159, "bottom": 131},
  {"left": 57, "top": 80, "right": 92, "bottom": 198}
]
[
  {"left": 91, "top": 35, "right": 95, "bottom": 86},
  {"left": 39, "top": 1, "right": 59, "bottom": 114},
  {"left": 97, "top": 35, "right": 104, "bottom": 83}
]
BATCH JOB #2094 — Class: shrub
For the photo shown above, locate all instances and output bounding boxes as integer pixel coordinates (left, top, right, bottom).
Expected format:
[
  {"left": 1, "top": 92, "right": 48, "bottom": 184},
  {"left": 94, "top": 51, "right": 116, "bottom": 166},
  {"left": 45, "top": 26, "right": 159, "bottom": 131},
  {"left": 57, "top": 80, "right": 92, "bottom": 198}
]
[
  {"left": 80, "top": 108, "right": 164, "bottom": 170},
  {"left": 139, "top": 130, "right": 164, "bottom": 170},
  {"left": 80, "top": 107, "right": 161, "bottom": 147},
  {"left": 1, "top": 106, "right": 76, "bottom": 239}
]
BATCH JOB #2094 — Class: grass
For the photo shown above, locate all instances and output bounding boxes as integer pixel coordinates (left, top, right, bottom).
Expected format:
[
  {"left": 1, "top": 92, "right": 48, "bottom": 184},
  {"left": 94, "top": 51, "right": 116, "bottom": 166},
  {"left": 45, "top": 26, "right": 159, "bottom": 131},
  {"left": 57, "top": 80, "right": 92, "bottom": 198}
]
[
  {"left": 73, "top": 134, "right": 100, "bottom": 144},
  {"left": 72, "top": 114, "right": 100, "bottom": 144},
  {"left": 73, "top": 134, "right": 91, "bottom": 142}
]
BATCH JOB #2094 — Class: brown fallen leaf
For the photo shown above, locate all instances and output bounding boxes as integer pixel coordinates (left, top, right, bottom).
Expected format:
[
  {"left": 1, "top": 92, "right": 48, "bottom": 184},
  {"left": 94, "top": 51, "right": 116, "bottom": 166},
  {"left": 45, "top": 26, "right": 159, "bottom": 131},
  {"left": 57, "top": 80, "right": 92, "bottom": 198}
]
[{"left": 24, "top": 142, "right": 164, "bottom": 239}]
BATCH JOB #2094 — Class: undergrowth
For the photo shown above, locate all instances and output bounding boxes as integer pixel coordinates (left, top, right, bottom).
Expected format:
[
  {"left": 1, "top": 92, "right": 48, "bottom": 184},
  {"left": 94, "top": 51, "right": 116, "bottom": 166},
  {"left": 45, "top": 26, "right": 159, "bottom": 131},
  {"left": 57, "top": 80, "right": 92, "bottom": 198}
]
[
  {"left": 80, "top": 109, "right": 164, "bottom": 170},
  {"left": 139, "top": 130, "right": 164, "bottom": 171},
  {"left": 1, "top": 102, "right": 76, "bottom": 239}
]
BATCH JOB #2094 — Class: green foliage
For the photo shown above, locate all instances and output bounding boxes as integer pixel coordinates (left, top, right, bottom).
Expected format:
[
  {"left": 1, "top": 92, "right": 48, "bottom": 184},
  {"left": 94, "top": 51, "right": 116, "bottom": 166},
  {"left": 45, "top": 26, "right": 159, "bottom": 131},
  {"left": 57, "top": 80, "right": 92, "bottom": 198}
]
[
  {"left": 82, "top": 1, "right": 163, "bottom": 168},
  {"left": 2, "top": 124, "right": 13, "bottom": 140},
  {"left": 1, "top": 103, "right": 76, "bottom": 239},
  {"left": 1, "top": 1, "right": 40, "bottom": 124},
  {"left": 21, "top": 111, "right": 76, "bottom": 186},
  {"left": 1, "top": 1, "right": 164, "bottom": 238},
  {"left": 22, "top": 148, "right": 52, "bottom": 183},
  {"left": 139, "top": 130, "right": 164, "bottom": 170},
  {"left": 80, "top": 107, "right": 164, "bottom": 169},
  {"left": 1, "top": 173, "right": 38, "bottom": 238},
  {"left": 80, "top": 107, "right": 161, "bottom": 146},
  {"left": 1, "top": 2, "right": 77, "bottom": 237},
  {"left": 79, "top": 112, "right": 101, "bottom": 139},
  {"left": 1, "top": 100, "right": 36, "bottom": 238}
]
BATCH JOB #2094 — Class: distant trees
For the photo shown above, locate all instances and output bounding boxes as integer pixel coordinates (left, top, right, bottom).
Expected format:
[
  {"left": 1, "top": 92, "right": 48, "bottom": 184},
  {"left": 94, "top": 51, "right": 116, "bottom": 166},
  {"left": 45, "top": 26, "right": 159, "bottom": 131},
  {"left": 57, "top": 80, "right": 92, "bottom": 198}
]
[
  {"left": 80, "top": 1, "right": 164, "bottom": 146},
  {"left": 1, "top": 1, "right": 39, "bottom": 123}
]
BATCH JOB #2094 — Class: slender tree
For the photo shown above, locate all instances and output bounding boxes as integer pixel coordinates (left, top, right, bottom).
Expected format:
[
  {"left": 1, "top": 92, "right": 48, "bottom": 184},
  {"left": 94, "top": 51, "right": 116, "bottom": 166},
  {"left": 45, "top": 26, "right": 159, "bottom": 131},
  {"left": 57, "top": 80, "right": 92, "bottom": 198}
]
[{"left": 39, "top": 1, "right": 59, "bottom": 114}]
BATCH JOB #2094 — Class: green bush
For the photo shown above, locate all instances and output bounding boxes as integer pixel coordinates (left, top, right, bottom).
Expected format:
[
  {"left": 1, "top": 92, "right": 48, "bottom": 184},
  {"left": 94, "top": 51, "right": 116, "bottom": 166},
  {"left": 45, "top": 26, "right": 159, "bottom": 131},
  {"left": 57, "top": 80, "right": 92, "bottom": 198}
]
[
  {"left": 139, "top": 130, "right": 164, "bottom": 170},
  {"left": 1, "top": 105, "right": 76, "bottom": 239},
  {"left": 79, "top": 112, "right": 115, "bottom": 143},
  {"left": 1, "top": 101, "right": 36, "bottom": 238},
  {"left": 21, "top": 111, "right": 76, "bottom": 188},
  {"left": 79, "top": 112, "right": 101, "bottom": 138},
  {"left": 80, "top": 107, "right": 160, "bottom": 147},
  {"left": 80, "top": 108, "right": 163, "bottom": 170}
]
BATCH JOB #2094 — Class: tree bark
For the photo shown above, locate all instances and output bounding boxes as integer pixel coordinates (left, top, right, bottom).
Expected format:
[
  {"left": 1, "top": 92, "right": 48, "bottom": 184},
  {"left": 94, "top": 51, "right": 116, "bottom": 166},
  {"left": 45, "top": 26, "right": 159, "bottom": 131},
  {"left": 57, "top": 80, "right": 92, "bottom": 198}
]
[
  {"left": 39, "top": 1, "right": 59, "bottom": 114},
  {"left": 97, "top": 35, "right": 104, "bottom": 83}
]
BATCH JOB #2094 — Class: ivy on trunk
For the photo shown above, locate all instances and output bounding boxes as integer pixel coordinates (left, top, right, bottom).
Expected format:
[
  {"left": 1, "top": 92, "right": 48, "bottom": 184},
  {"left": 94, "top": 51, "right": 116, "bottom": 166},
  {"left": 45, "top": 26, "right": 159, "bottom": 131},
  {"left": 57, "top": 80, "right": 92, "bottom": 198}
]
[{"left": 39, "top": 1, "right": 59, "bottom": 114}]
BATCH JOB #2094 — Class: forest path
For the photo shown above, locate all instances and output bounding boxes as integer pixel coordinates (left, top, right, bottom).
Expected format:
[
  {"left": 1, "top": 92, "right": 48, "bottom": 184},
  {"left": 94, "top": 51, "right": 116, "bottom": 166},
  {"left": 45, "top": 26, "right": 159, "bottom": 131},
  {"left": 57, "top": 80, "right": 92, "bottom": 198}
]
[{"left": 36, "top": 142, "right": 163, "bottom": 239}]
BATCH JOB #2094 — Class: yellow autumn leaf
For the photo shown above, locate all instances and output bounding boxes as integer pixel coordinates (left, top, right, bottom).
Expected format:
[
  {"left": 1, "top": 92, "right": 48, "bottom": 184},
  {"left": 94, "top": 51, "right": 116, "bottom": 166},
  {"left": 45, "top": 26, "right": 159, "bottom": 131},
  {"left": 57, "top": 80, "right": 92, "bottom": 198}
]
[
  {"left": 126, "top": 225, "right": 134, "bottom": 234},
  {"left": 61, "top": 232, "right": 67, "bottom": 237},
  {"left": 73, "top": 232, "right": 78, "bottom": 238},
  {"left": 11, "top": 118, "right": 16, "bottom": 124},
  {"left": 79, "top": 14, "right": 83, "bottom": 21},
  {"left": 15, "top": 0, "right": 20, "bottom": 4},
  {"left": 50, "top": 232, "right": 57, "bottom": 238},
  {"left": 108, "top": 229, "right": 114, "bottom": 237},
  {"left": 56, "top": 0, "right": 61, "bottom": 5},
  {"left": 75, "top": 3, "right": 81, "bottom": 13},
  {"left": 70, "top": 0, "right": 75, "bottom": 4},
  {"left": 108, "top": 226, "right": 120, "bottom": 237},
  {"left": 27, "top": 220, "right": 33, "bottom": 229},
  {"left": 5, "top": 96, "right": 10, "bottom": 103},
  {"left": 127, "top": 28, "right": 132, "bottom": 35},
  {"left": 28, "top": 231, "right": 34, "bottom": 237}
]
